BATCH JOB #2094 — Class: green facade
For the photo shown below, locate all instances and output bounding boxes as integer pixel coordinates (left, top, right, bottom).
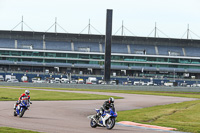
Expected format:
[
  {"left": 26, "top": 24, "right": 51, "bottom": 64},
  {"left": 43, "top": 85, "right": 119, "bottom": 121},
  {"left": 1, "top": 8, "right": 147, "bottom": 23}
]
[{"left": 1, "top": 49, "right": 200, "bottom": 69}]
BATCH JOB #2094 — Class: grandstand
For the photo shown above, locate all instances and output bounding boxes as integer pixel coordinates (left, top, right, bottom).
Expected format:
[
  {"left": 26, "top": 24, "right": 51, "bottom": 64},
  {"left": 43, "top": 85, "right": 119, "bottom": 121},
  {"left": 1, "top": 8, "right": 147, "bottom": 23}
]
[{"left": 0, "top": 30, "right": 200, "bottom": 79}]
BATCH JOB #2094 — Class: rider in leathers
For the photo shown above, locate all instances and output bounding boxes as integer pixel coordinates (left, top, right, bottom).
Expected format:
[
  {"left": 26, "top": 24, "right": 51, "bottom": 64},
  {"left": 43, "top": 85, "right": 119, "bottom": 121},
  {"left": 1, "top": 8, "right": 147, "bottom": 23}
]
[
  {"left": 14, "top": 90, "right": 30, "bottom": 110},
  {"left": 95, "top": 97, "right": 114, "bottom": 120}
]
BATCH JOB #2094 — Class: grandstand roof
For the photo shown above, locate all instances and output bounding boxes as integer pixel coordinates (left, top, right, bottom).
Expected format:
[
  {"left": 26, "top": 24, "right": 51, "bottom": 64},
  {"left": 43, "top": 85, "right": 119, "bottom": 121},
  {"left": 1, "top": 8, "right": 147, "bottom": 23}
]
[{"left": 0, "top": 30, "right": 200, "bottom": 47}]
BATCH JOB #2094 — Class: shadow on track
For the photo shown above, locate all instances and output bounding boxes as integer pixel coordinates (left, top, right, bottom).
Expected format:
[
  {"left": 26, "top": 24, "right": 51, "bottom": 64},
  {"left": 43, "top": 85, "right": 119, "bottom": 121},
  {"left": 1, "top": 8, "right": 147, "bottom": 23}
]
[
  {"left": 89, "top": 126, "right": 131, "bottom": 132},
  {"left": 16, "top": 116, "right": 58, "bottom": 120}
]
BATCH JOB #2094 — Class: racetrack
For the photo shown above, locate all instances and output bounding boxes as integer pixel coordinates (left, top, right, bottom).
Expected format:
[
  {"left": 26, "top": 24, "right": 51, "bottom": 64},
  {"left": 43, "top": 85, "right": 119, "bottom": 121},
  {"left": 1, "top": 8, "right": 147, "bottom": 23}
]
[{"left": 0, "top": 89, "right": 197, "bottom": 133}]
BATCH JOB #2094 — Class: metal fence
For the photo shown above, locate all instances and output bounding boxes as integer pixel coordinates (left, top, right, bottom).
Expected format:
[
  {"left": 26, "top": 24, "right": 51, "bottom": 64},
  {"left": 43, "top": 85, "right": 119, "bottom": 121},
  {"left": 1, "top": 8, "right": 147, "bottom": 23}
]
[{"left": 1, "top": 82, "right": 200, "bottom": 92}]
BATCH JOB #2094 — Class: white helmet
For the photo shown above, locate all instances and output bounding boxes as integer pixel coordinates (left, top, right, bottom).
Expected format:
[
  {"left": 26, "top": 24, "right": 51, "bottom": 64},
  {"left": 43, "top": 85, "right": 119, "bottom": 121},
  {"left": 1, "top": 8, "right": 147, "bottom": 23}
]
[
  {"left": 25, "top": 90, "right": 30, "bottom": 96},
  {"left": 109, "top": 97, "right": 114, "bottom": 103}
]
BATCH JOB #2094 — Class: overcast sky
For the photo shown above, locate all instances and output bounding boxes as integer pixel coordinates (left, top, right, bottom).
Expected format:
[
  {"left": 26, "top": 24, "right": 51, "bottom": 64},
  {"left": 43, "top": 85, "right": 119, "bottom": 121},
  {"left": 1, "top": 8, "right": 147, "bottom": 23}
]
[{"left": 0, "top": 0, "right": 200, "bottom": 39}]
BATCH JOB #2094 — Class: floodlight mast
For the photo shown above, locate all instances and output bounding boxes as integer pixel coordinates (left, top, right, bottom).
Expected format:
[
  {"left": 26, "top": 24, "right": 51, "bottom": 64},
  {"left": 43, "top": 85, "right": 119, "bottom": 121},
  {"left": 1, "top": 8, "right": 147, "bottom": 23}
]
[
  {"left": 104, "top": 9, "right": 113, "bottom": 84},
  {"left": 21, "top": 16, "right": 23, "bottom": 31},
  {"left": 187, "top": 24, "right": 189, "bottom": 39}
]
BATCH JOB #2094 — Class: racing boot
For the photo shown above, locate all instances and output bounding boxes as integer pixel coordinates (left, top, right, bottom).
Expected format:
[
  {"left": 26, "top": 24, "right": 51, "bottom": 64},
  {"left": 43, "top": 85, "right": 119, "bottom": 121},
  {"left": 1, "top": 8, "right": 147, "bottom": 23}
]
[
  {"left": 13, "top": 104, "right": 16, "bottom": 110},
  {"left": 93, "top": 113, "right": 100, "bottom": 122}
]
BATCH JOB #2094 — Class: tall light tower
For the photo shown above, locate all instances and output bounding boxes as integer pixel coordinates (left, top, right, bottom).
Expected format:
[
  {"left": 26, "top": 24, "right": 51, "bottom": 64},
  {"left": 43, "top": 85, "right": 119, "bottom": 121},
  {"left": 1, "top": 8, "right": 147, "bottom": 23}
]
[{"left": 104, "top": 9, "right": 113, "bottom": 84}]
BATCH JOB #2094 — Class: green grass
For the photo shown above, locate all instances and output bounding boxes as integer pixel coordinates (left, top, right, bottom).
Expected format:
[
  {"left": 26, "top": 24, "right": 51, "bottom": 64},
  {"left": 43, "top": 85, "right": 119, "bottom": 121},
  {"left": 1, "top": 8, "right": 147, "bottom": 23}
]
[
  {"left": 117, "top": 100, "right": 200, "bottom": 133},
  {"left": 0, "top": 87, "right": 121, "bottom": 101},
  {"left": 0, "top": 127, "right": 39, "bottom": 133}
]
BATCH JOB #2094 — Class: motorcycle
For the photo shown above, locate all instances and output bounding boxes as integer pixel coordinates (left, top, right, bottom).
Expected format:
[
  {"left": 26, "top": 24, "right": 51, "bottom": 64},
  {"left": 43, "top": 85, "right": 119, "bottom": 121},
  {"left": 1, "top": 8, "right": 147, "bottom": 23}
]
[
  {"left": 14, "top": 99, "right": 32, "bottom": 117},
  {"left": 90, "top": 105, "right": 117, "bottom": 130}
]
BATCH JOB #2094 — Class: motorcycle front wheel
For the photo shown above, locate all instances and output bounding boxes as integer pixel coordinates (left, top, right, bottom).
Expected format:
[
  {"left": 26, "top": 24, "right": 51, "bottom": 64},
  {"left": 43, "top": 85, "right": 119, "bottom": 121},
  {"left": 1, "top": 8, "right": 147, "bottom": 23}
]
[
  {"left": 19, "top": 108, "right": 26, "bottom": 117},
  {"left": 106, "top": 117, "right": 115, "bottom": 130},
  {"left": 90, "top": 118, "right": 97, "bottom": 128},
  {"left": 14, "top": 111, "right": 17, "bottom": 116}
]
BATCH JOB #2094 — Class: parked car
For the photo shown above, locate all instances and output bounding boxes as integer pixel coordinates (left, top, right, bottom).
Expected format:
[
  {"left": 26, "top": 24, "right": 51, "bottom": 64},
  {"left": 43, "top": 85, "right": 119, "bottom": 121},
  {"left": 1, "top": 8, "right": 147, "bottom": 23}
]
[
  {"left": 164, "top": 82, "right": 173, "bottom": 87},
  {"left": 133, "top": 81, "right": 144, "bottom": 86},
  {"left": 110, "top": 80, "right": 117, "bottom": 85},
  {"left": 86, "top": 77, "right": 97, "bottom": 84},
  {"left": 36, "top": 80, "right": 46, "bottom": 83},
  {"left": 21, "top": 75, "right": 28, "bottom": 82},
  {"left": 32, "top": 77, "right": 41, "bottom": 83},
  {"left": 70, "top": 80, "right": 77, "bottom": 84},
  {"left": 5, "top": 75, "right": 16, "bottom": 81},
  {"left": 0, "top": 75, "right": 4, "bottom": 81},
  {"left": 77, "top": 78, "right": 84, "bottom": 84},
  {"left": 55, "top": 78, "right": 61, "bottom": 83},
  {"left": 61, "top": 78, "right": 69, "bottom": 83},
  {"left": 192, "top": 84, "right": 200, "bottom": 87},
  {"left": 7, "top": 79, "right": 19, "bottom": 83},
  {"left": 98, "top": 80, "right": 104, "bottom": 84}
]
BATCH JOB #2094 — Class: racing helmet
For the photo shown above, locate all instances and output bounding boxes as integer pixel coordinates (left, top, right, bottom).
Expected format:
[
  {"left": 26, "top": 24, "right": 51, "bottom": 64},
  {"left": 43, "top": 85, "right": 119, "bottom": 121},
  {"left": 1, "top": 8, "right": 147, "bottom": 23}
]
[
  {"left": 109, "top": 97, "right": 114, "bottom": 103},
  {"left": 25, "top": 90, "right": 30, "bottom": 96}
]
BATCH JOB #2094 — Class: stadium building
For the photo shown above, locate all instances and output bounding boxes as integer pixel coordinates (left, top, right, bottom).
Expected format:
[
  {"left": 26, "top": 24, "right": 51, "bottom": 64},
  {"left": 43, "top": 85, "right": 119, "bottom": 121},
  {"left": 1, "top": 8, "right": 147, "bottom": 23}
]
[{"left": 0, "top": 30, "right": 200, "bottom": 80}]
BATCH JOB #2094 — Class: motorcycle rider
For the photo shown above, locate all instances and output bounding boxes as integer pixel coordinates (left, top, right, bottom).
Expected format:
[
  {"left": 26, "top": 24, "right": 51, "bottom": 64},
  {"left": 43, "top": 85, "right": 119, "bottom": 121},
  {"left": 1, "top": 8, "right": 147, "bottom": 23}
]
[
  {"left": 14, "top": 90, "right": 31, "bottom": 110},
  {"left": 94, "top": 97, "right": 115, "bottom": 121}
]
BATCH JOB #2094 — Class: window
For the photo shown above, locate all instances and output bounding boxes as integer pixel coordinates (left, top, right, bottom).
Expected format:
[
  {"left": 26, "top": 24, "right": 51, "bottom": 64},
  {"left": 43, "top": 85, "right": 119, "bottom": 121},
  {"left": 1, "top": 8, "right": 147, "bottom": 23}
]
[
  {"left": 169, "top": 58, "right": 179, "bottom": 63},
  {"left": 79, "top": 54, "right": 89, "bottom": 59},
  {"left": 90, "top": 55, "right": 102, "bottom": 59},
  {"left": 56, "top": 53, "right": 66, "bottom": 57},
  {"left": 147, "top": 57, "right": 156, "bottom": 62},
  {"left": 11, "top": 51, "right": 21, "bottom": 56},
  {"left": 67, "top": 54, "right": 77, "bottom": 58},
  {"left": 22, "top": 52, "right": 32, "bottom": 56},
  {"left": 45, "top": 53, "right": 56, "bottom": 57}
]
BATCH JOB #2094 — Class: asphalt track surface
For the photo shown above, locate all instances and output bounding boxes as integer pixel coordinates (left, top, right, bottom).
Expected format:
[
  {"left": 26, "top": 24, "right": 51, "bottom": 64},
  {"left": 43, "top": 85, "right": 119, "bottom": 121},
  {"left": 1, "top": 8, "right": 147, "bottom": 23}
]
[{"left": 0, "top": 88, "right": 197, "bottom": 133}]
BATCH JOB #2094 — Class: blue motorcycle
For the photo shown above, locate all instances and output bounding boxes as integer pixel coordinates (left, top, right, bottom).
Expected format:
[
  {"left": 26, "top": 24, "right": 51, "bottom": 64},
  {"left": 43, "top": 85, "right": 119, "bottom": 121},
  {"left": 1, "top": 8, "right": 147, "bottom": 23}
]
[
  {"left": 90, "top": 105, "right": 117, "bottom": 130},
  {"left": 14, "top": 100, "right": 32, "bottom": 117}
]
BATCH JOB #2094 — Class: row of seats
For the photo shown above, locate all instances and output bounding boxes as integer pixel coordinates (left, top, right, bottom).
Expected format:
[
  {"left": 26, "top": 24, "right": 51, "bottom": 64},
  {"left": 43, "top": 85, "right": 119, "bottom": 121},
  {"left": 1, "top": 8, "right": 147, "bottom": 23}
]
[
  {"left": 0, "top": 38, "right": 200, "bottom": 57},
  {"left": 0, "top": 39, "right": 15, "bottom": 48},
  {"left": 45, "top": 41, "right": 71, "bottom": 51}
]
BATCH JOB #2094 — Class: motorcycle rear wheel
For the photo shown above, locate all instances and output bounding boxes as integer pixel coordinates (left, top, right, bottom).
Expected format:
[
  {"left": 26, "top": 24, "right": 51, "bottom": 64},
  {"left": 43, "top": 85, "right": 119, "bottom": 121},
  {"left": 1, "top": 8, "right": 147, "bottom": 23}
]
[{"left": 106, "top": 117, "right": 115, "bottom": 130}]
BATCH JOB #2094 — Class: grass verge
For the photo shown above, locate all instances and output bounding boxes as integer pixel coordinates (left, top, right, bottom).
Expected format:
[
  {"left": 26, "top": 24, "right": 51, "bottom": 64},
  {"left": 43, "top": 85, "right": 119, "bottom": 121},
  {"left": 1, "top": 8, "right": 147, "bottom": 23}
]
[
  {"left": 117, "top": 100, "right": 200, "bottom": 133},
  {"left": 0, "top": 127, "right": 39, "bottom": 133},
  {"left": 0, "top": 87, "right": 121, "bottom": 101}
]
